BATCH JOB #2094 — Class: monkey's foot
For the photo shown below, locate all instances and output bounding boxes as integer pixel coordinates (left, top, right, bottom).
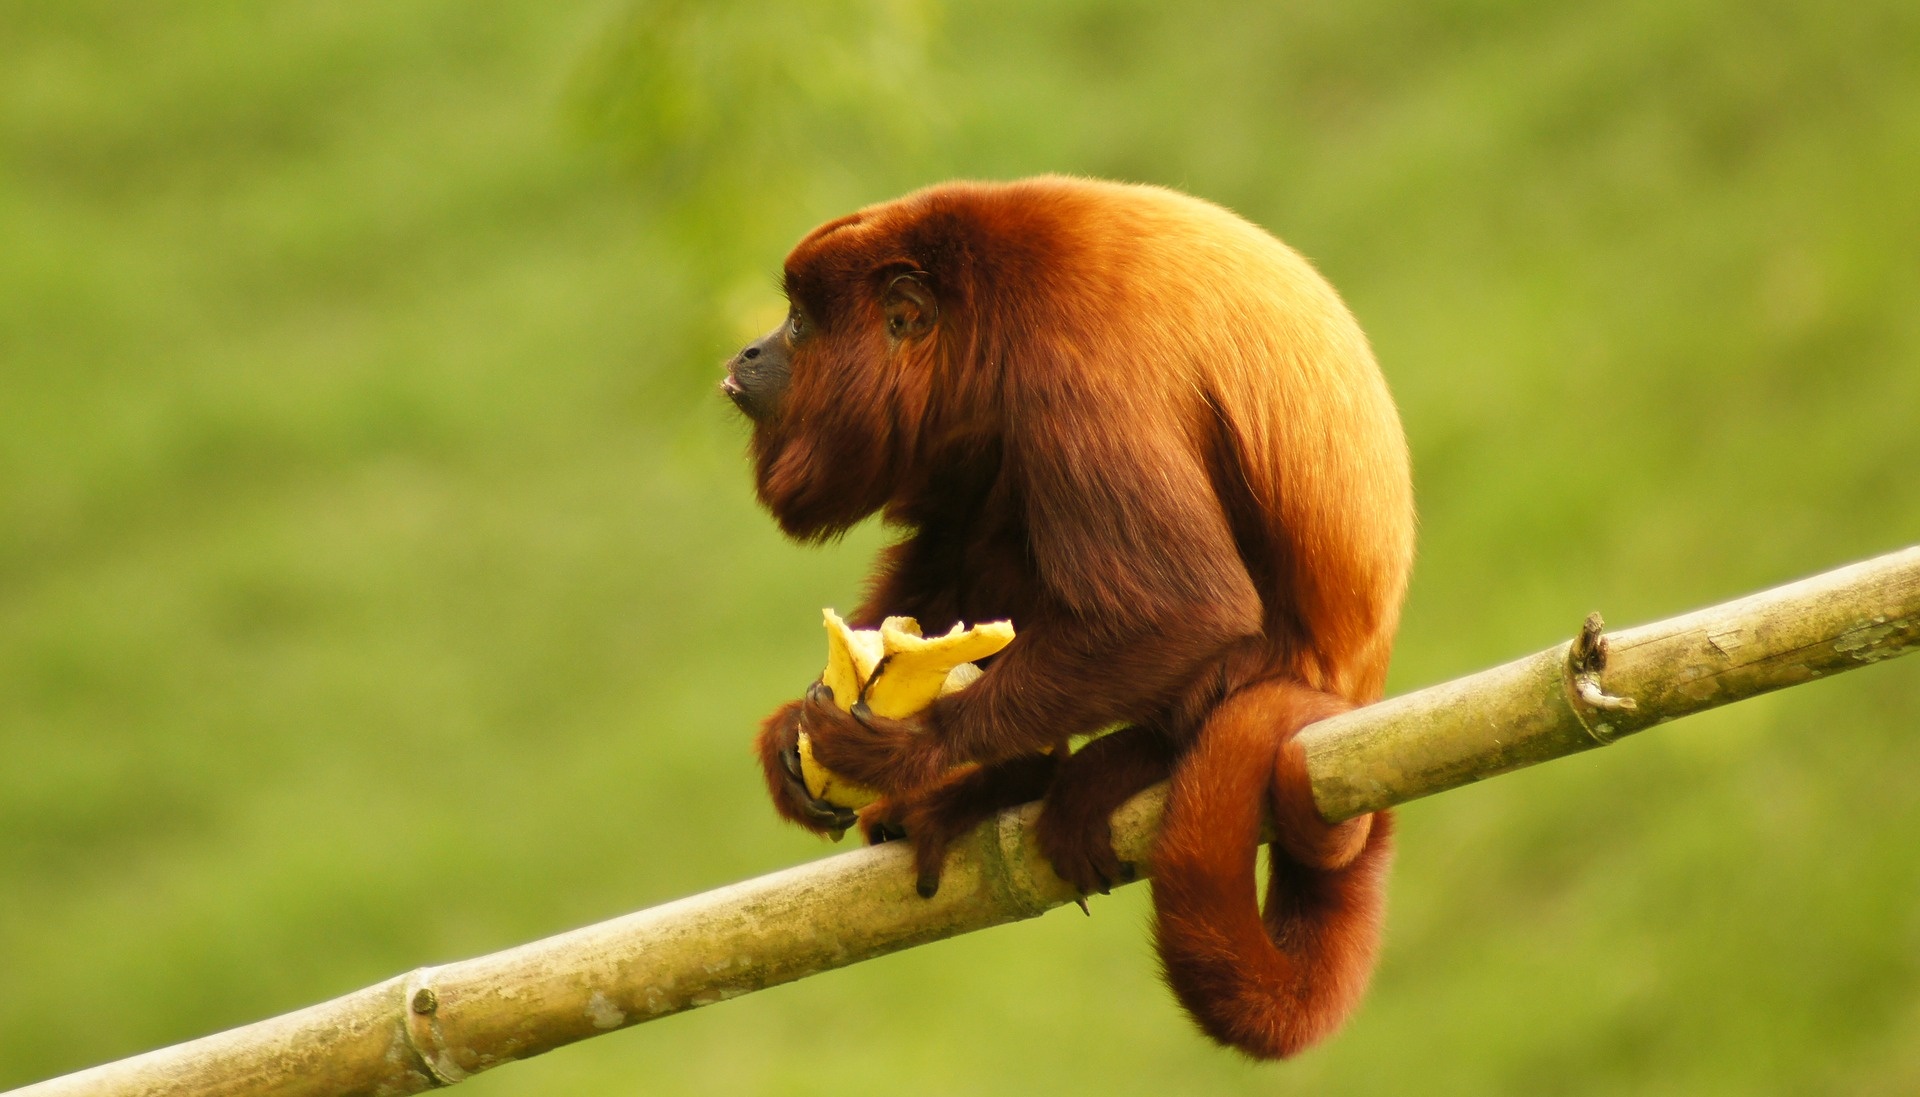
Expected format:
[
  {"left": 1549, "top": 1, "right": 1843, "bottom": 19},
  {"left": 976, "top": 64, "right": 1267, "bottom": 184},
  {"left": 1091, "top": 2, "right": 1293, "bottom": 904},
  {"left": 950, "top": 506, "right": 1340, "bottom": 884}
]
[
  {"left": 863, "top": 754, "right": 1060, "bottom": 899},
  {"left": 1035, "top": 797, "right": 1134, "bottom": 896},
  {"left": 1033, "top": 728, "right": 1170, "bottom": 895}
]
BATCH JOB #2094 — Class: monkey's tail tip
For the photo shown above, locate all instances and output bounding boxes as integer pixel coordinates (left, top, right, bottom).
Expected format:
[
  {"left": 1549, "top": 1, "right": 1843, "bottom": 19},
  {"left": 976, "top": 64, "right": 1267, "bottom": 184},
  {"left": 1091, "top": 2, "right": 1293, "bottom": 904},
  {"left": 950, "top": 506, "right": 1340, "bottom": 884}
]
[{"left": 1152, "top": 819, "right": 1392, "bottom": 1060}]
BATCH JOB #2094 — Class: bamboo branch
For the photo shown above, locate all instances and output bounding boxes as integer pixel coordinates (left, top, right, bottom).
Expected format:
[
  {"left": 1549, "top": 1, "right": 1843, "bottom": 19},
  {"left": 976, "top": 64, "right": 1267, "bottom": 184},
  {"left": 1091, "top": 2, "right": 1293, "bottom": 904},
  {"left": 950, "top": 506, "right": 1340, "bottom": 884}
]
[
  {"left": 11, "top": 546, "right": 1919, "bottom": 1097},
  {"left": 1303, "top": 543, "right": 1920, "bottom": 819}
]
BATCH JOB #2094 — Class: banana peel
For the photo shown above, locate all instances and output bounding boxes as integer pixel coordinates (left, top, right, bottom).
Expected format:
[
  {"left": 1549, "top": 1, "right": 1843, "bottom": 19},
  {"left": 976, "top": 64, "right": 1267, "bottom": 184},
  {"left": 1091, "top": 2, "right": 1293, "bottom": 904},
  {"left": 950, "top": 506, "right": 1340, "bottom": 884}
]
[{"left": 796, "top": 609, "right": 1014, "bottom": 810}]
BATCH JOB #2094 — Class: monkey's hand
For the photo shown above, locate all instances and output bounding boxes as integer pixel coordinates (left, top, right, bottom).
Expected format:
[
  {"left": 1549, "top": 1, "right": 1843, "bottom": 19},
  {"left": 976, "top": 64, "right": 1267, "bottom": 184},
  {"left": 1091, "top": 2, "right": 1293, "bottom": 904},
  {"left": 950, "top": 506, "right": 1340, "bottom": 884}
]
[
  {"left": 756, "top": 694, "right": 858, "bottom": 837},
  {"left": 802, "top": 683, "right": 951, "bottom": 798}
]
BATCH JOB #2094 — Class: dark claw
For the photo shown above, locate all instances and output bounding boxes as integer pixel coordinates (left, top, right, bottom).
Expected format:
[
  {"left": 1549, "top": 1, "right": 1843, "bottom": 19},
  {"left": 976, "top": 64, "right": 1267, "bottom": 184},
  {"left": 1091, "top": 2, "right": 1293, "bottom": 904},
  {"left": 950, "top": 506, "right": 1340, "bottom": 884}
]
[
  {"left": 807, "top": 681, "right": 835, "bottom": 707},
  {"left": 780, "top": 764, "right": 857, "bottom": 833},
  {"left": 779, "top": 746, "right": 805, "bottom": 783},
  {"left": 1117, "top": 861, "right": 1138, "bottom": 884},
  {"left": 797, "top": 794, "right": 855, "bottom": 831},
  {"left": 849, "top": 700, "right": 876, "bottom": 729},
  {"left": 916, "top": 870, "right": 940, "bottom": 899}
]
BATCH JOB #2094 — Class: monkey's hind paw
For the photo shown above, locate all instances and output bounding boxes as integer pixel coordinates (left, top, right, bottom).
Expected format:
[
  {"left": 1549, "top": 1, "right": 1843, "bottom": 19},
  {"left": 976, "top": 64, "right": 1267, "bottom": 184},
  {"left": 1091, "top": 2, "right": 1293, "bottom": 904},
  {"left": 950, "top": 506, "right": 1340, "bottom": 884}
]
[{"left": 1035, "top": 805, "right": 1134, "bottom": 897}]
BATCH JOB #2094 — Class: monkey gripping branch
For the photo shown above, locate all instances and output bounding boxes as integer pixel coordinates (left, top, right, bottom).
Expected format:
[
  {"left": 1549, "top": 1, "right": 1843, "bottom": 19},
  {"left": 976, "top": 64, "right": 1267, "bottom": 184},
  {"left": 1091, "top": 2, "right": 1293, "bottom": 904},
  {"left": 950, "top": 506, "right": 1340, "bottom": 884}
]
[{"left": 10, "top": 545, "right": 1919, "bottom": 1097}]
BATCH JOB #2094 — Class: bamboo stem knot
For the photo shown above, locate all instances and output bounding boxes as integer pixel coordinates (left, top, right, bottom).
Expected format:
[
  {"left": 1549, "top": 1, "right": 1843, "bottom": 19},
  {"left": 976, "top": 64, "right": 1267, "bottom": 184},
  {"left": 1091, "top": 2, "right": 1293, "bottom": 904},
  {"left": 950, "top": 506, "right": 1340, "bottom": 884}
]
[
  {"left": 402, "top": 967, "right": 464, "bottom": 1087},
  {"left": 1565, "top": 611, "right": 1638, "bottom": 743}
]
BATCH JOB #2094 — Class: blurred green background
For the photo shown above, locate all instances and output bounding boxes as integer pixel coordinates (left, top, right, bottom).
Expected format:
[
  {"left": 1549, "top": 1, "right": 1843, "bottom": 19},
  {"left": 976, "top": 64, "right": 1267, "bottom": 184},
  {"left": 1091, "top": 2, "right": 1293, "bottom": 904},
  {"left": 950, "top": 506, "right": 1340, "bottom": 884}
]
[{"left": 4, "top": 1, "right": 1918, "bottom": 1092}]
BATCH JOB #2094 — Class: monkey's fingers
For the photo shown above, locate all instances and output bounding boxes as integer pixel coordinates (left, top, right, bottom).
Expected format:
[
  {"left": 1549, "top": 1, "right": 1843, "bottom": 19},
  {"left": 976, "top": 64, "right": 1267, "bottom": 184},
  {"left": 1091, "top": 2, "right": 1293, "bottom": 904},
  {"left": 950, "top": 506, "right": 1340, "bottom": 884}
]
[
  {"left": 913, "top": 849, "right": 947, "bottom": 900},
  {"left": 847, "top": 699, "right": 925, "bottom": 737},
  {"left": 895, "top": 821, "right": 951, "bottom": 900},
  {"left": 813, "top": 702, "right": 944, "bottom": 792},
  {"left": 795, "top": 688, "right": 882, "bottom": 809}
]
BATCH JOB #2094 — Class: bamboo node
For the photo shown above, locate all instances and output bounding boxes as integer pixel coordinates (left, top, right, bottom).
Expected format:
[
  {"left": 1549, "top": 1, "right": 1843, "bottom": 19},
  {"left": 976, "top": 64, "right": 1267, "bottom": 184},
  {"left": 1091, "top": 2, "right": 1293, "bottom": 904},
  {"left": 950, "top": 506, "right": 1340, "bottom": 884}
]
[
  {"left": 403, "top": 968, "right": 466, "bottom": 1086},
  {"left": 1565, "top": 612, "right": 1638, "bottom": 743}
]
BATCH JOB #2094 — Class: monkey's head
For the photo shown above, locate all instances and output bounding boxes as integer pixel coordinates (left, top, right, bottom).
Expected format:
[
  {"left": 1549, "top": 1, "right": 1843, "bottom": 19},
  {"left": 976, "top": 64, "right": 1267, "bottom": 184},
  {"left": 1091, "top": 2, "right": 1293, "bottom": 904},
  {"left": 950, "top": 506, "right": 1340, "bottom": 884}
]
[{"left": 723, "top": 196, "right": 974, "bottom": 542}]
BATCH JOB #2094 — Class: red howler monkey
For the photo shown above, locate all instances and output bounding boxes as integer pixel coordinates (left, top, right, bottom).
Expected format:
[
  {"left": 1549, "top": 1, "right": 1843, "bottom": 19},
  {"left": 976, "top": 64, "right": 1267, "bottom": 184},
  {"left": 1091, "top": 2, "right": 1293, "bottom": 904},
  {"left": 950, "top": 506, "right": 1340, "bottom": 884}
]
[{"left": 722, "top": 176, "right": 1414, "bottom": 1059}]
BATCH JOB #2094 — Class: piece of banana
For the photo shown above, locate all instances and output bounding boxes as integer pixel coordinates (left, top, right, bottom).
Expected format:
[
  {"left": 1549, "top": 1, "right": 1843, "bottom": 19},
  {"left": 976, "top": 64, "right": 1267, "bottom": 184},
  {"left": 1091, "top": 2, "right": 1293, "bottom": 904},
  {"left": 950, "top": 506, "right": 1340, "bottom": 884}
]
[{"left": 796, "top": 609, "right": 1014, "bottom": 810}]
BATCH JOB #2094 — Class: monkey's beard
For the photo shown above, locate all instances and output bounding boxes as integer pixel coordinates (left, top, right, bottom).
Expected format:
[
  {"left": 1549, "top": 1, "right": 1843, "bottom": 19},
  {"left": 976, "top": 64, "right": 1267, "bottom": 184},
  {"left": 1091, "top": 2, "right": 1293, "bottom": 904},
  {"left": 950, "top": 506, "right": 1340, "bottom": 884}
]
[{"left": 751, "top": 426, "right": 897, "bottom": 543}]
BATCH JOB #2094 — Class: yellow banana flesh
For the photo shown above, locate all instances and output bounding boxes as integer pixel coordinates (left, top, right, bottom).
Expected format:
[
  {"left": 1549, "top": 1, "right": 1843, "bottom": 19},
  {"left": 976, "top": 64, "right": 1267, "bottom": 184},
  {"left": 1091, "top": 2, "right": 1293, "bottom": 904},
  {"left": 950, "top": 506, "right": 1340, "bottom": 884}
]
[{"left": 796, "top": 609, "right": 1014, "bottom": 810}]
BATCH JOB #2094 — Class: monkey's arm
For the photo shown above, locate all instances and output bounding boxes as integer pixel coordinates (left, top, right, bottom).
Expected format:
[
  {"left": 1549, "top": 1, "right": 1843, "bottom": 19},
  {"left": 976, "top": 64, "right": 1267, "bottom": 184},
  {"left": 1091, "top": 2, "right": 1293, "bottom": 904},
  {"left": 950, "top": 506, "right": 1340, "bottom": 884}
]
[
  {"left": 807, "top": 391, "right": 1261, "bottom": 793},
  {"left": 802, "top": 605, "right": 1244, "bottom": 794}
]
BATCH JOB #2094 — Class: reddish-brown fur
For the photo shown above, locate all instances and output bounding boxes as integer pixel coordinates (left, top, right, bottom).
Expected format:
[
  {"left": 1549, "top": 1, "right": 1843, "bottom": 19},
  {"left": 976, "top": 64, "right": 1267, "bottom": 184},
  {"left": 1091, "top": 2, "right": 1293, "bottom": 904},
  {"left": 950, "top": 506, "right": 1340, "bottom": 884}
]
[{"left": 728, "top": 176, "right": 1415, "bottom": 1059}]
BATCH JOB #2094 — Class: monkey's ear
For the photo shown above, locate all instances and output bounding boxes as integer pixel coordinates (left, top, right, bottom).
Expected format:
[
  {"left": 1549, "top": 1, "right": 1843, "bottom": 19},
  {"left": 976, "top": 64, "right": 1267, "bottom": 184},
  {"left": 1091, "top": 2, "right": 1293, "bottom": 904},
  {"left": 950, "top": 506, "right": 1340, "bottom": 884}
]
[{"left": 883, "top": 272, "right": 938, "bottom": 339}]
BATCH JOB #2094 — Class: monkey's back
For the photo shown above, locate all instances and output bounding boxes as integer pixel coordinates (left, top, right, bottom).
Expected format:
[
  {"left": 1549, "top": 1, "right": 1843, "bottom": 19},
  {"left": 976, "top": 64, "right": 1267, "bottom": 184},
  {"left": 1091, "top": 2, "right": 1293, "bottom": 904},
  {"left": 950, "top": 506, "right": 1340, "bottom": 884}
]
[{"left": 1007, "top": 177, "right": 1414, "bottom": 701}]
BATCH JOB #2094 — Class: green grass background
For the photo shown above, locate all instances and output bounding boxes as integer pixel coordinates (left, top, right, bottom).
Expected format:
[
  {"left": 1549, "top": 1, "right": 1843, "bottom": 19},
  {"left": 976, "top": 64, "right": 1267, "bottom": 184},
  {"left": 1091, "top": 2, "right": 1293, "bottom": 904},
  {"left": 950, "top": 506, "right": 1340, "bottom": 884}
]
[{"left": 4, "top": 1, "right": 1918, "bottom": 1092}]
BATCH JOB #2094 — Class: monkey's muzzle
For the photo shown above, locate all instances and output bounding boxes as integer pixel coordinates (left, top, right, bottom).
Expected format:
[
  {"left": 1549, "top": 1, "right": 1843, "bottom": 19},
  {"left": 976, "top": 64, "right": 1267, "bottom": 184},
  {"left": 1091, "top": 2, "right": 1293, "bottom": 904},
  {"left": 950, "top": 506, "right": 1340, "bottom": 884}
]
[{"left": 722, "top": 326, "right": 790, "bottom": 422}]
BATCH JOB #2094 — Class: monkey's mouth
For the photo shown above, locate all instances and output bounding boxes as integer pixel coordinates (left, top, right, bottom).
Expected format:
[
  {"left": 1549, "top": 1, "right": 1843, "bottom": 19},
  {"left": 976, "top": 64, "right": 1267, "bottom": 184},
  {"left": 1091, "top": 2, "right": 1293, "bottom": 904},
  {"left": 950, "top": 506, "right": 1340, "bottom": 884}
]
[{"left": 720, "top": 373, "right": 750, "bottom": 412}]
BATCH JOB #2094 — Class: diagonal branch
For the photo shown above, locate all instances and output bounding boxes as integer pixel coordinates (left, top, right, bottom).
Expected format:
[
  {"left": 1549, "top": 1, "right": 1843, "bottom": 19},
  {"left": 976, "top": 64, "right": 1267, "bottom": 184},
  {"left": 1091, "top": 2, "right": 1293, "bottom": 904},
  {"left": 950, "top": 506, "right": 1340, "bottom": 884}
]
[{"left": 12, "top": 546, "right": 1919, "bottom": 1097}]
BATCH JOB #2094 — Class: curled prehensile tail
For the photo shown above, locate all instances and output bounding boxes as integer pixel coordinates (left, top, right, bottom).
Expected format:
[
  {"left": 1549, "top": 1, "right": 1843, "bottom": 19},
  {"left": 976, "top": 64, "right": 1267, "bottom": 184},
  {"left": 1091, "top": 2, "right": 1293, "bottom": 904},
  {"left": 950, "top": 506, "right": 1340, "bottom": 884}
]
[{"left": 1150, "top": 678, "right": 1394, "bottom": 1059}]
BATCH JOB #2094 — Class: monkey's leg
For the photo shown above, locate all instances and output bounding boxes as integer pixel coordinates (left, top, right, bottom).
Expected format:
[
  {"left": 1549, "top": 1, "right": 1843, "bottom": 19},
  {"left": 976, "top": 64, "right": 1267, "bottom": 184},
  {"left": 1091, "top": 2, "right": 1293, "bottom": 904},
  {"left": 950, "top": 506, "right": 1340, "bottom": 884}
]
[
  {"left": 1035, "top": 726, "right": 1175, "bottom": 896},
  {"left": 862, "top": 753, "right": 1059, "bottom": 899}
]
